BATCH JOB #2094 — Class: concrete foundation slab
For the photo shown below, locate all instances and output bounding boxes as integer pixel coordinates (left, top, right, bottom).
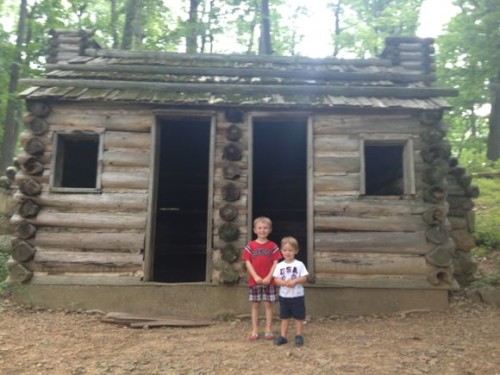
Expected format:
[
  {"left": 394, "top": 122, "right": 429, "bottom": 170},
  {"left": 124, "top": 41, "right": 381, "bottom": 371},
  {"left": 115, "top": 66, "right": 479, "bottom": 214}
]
[{"left": 9, "top": 277, "right": 449, "bottom": 317}]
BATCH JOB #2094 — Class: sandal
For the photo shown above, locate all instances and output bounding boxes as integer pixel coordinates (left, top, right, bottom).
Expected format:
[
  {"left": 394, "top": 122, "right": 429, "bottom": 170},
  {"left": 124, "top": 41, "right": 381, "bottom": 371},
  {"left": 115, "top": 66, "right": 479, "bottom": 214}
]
[
  {"left": 264, "top": 332, "right": 274, "bottom": 340},
  {"left": 248, "top": 332, "right": 259, "bottom": 341}
]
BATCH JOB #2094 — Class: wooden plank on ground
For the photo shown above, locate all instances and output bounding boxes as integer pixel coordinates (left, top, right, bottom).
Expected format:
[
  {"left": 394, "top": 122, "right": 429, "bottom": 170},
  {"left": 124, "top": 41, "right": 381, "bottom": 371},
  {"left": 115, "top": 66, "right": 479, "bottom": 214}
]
[
  {"left": 100, "top": 312, "right": 213, "bottom": 328},
  {"left": 129, "top": 319, "right": 213, "bottom": 328}
]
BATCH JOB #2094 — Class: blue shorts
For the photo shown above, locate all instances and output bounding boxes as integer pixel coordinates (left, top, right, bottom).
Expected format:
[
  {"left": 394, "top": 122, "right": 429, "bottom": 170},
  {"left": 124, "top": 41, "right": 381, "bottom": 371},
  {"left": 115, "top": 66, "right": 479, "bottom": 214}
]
[
  {"left": 248, "top": 285, "right": 277, "bottom": 302},
  {"left": 279, "top": 296, "right": 306, "bottom": 320}
]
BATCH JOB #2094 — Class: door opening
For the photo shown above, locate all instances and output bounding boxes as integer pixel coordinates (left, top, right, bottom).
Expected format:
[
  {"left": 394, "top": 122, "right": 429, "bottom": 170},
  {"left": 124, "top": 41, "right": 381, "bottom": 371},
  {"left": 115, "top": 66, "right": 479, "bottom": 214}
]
[
  {"left": 252, "top": 118, "right": 308, "bottom": 266},
  {"left": 152, "top": 118, "right": 211, "bottom": 282}
]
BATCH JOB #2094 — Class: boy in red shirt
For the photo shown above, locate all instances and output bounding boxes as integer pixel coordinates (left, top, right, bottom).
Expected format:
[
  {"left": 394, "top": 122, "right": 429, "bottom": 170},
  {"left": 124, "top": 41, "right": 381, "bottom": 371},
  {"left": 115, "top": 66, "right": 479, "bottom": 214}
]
[{"left": 242, "top": 216, "right": 282, "bottom": 341}]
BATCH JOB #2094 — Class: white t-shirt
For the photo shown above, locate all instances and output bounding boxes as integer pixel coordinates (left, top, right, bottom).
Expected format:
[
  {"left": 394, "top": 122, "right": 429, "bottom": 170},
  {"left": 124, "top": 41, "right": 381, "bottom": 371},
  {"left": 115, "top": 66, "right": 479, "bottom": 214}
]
[{"left": 273, "top": 259, "right": 309, "bottom": 298}]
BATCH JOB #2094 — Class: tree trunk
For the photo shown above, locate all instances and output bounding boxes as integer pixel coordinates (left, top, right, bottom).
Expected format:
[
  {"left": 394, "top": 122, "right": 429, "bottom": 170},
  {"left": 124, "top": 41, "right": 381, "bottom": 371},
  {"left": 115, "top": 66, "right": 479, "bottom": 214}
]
[
  {"left": 110, "top": 0, "right": 119, "bottom": 48},
  {"left": 246, "top": 8, "right": 258, "bottom": 54},
  {"left": 186, "top": 0, "right": 200, "bottom": 53},
  {"left": 121, "top": 0, "right": 140, "bottom": 50},
  {"left": 488, "top": 80, "right": 500, "bottom": 161},
  {"left": 199, "top": 0, "right": 216, "bottom": 53},
  {"left": 331, "top": 0, "right": 343, "bottom": 57},
  {"left": 0, "top": 0, "right": 27, "bottom": 173},
  {"left": 258, "top": 0, "right": 272, "bottom": 55}
]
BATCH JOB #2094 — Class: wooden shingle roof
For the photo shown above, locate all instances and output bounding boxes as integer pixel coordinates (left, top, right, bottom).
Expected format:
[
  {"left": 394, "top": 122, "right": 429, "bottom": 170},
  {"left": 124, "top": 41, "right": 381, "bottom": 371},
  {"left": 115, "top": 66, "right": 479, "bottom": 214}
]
[{"left": 19, "top": 32, "right": 456, "bottom": 110}]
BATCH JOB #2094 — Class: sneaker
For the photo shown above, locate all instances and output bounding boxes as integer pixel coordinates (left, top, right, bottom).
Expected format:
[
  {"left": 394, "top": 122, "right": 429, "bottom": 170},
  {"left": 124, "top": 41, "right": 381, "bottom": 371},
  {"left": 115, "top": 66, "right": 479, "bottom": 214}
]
[
  {"left": 274, "top": 335, "right": 288, "bottom": 346},
  {"left": 294, "top": 335, "right": 304, "bottom": 346}
]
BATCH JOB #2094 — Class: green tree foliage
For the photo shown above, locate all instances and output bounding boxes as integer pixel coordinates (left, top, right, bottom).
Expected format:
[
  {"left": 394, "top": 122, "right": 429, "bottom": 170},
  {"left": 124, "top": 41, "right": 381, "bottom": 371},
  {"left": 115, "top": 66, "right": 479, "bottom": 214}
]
[
  {"left": 0, "top": 0, "right": 28, "bottom": 173},
  {"left": 0, "top": 0, "right": 424, "bottom": 167},
  {"left": 327, "top": 0, "right": 424, "bottom": 57},
  {"left": 3, "top": 0, "right": 497, "bottom": 173},
  {"left": 437, "top": 0, "right": 500, "bottom": 171},
  {"left": 0, "top": 1, "right": 15, "bottom": 145},
  {"left": 0, "top": 29, "right": 15, "bottom": 141},
  {"left": 473, "top": 177, "right": 500, "bottom": 251}
]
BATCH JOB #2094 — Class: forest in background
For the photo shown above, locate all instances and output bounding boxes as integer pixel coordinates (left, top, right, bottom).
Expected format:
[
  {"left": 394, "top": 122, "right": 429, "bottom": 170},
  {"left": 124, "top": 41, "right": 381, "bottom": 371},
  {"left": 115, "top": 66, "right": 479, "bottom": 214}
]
[{"left": 0, "top": 0, "right": 498, "bottom": 174}]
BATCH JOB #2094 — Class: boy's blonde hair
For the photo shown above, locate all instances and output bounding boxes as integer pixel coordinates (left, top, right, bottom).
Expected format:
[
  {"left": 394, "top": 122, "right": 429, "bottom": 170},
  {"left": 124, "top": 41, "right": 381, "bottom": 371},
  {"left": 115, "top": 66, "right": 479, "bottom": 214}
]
[
  {"left": 281, "top": 236, "right": 299, "bottom": 252},
  {"left": 253, "top": 216, "right": 272, "bottom": 229}
]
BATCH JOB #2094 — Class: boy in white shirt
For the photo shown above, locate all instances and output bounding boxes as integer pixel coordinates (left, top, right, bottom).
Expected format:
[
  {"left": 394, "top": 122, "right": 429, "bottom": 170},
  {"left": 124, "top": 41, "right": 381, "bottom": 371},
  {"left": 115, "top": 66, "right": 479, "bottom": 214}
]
[{"left": 272, "top": 236, "right": 309, "bottom": 346}]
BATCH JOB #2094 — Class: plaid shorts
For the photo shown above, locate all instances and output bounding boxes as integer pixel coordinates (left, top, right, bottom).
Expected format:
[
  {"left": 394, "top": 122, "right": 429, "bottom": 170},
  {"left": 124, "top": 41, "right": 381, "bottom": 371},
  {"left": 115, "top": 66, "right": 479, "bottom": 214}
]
[{"left": 248, "top": 285, "right": 278, "bottom": 302}]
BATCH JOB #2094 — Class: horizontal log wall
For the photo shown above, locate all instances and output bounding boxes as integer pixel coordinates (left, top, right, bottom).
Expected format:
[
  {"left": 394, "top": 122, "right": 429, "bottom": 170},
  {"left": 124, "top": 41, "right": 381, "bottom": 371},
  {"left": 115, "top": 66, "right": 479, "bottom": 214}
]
[
  {"left": 27, "top": 251, "right": 143, "bottom": 274},
  {"left": 312, "top": 114, "right": 433, "bottom": 285},
  {"left": 315, "top": 252, "right": 434, "bottom": 275},
  {"left": 315, "top": 232, "right": 434, "bottom": 254},
  {"left": 12, "top": 104, "right": 153, "bottom": 277}
]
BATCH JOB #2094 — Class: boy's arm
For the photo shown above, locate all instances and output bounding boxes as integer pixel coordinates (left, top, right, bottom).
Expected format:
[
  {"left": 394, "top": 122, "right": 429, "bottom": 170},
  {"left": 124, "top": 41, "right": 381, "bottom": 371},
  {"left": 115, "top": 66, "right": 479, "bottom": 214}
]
[
  {"left": 245, "top": 260, "right": 263, "bottom": 284},
  {"left": 273, "top": 275, "right": 287, "bottom": 286},
  {"left": 287, "top": 275, "right": 308, "bottom": 287},
  {"left": 263, "top": 260, "right": 278, "bottom": 285}
]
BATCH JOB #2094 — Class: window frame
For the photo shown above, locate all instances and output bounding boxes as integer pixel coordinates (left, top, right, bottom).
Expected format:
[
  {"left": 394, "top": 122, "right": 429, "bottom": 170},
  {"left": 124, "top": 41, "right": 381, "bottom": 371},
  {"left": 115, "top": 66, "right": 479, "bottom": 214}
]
[
  {"left": 359, "top": 134, "right": 416, "bottom": 196},
  {"left": 50, "top": 130, "right": 104, "bottom": 193}
]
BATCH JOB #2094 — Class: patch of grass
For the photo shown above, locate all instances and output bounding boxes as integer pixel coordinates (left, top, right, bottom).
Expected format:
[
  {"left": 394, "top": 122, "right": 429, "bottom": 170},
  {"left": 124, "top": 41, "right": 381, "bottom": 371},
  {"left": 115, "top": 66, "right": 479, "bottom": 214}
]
[
  {"left": 1, "top": 191, "right": 13, "bottom": 298},
  {"left": 473, "top": 177, "right": 500, "bottom": 252},
  {"left": 0, "top": 234, "right": 9, "bottom": 297},
  {"left": 470, "top": 176, "right": 500, "bottom": 287},
  {"left": 470, "top": 269, "right": 500, "bottom": 288}
]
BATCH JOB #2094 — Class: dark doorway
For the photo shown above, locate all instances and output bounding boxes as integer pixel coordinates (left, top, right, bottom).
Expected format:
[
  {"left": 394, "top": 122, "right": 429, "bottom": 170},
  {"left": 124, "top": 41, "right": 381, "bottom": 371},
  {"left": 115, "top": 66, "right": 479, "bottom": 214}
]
[
  {"left": 252, "top": 118, "right": 308, "bottom": 265},
  {"left": 153, "top": 118, "right": 211, "bottom": 282}
]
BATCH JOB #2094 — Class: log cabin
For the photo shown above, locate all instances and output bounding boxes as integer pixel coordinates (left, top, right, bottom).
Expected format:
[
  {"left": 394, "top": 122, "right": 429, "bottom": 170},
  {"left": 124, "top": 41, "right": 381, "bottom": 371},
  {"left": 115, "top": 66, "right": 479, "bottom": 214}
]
[{"left": 5, "top": 29, "right": 479, "bottom": 317}]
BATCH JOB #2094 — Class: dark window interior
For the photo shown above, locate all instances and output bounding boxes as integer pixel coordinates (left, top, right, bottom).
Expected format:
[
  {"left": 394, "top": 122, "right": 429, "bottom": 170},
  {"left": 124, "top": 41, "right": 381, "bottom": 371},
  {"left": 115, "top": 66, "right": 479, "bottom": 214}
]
[
  {"left": 253, "top": 119, "right": 308, "bottom": 265},
  {"left": 55, "top": 135, "right": 99, "bottom": 188},
  {"left": 153, "top": 119, "right": 210, "bottom": 282},
  {"left": 364, "top": 144, "right": 404, "bottom": 195}
]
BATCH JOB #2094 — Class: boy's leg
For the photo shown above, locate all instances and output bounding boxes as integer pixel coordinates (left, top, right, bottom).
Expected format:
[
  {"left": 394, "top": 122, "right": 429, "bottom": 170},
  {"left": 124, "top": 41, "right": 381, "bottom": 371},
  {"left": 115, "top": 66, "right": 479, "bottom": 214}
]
[
  {"left": 295, "top": 319, "right": 304, "bottom": 335},
  {"left": 251, "top": 302, "right": 260, "bottom": 335},
  {"left": 293, "top": 296, "right": 306, "bottom": 335},
  {"left": 292, "top": 297, "right": 305, "bottom": 346},
  {"left": 263, "top": 300, "right": 273, "bottom": 333},
  {"left": 280, "top": 318, "right": 289, "bottom": 337}
]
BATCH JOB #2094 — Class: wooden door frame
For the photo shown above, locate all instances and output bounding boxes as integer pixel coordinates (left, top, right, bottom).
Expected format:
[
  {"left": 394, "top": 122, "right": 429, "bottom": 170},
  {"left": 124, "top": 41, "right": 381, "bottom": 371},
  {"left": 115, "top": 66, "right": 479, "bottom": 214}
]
[
  {"left": 143, "top": 110, "right": 216, "bottom": 282},
  {"left": 247, "top": 112, "right": 313, "bottom": 274}
]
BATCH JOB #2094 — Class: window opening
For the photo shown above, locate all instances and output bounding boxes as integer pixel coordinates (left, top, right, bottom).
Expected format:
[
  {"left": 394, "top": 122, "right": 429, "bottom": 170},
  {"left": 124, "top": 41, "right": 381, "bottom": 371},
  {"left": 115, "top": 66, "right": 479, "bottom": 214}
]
[
  {"left": 52, "top": 133, "right": 100, "bottom": 190},
  {"left": 364, "top": 144, "right": 404, "bottom": 196}
]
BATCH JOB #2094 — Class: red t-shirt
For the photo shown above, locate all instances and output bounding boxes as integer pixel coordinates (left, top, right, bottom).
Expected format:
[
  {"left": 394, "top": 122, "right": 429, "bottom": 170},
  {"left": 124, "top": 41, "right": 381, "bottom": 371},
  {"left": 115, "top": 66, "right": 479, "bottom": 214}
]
[{"left": 242, "top": 240, "right": 282, "bottom": 287}]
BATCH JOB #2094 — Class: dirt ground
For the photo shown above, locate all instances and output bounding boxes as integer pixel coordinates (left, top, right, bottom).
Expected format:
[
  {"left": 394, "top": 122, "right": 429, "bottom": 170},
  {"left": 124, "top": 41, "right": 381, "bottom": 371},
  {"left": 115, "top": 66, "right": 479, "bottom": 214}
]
[
  {"left": 0, "top": 289, "right": 498, "bottom": 375},
  {"left": 1, "top": 253, "right": 499, "bottom": 375}
]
